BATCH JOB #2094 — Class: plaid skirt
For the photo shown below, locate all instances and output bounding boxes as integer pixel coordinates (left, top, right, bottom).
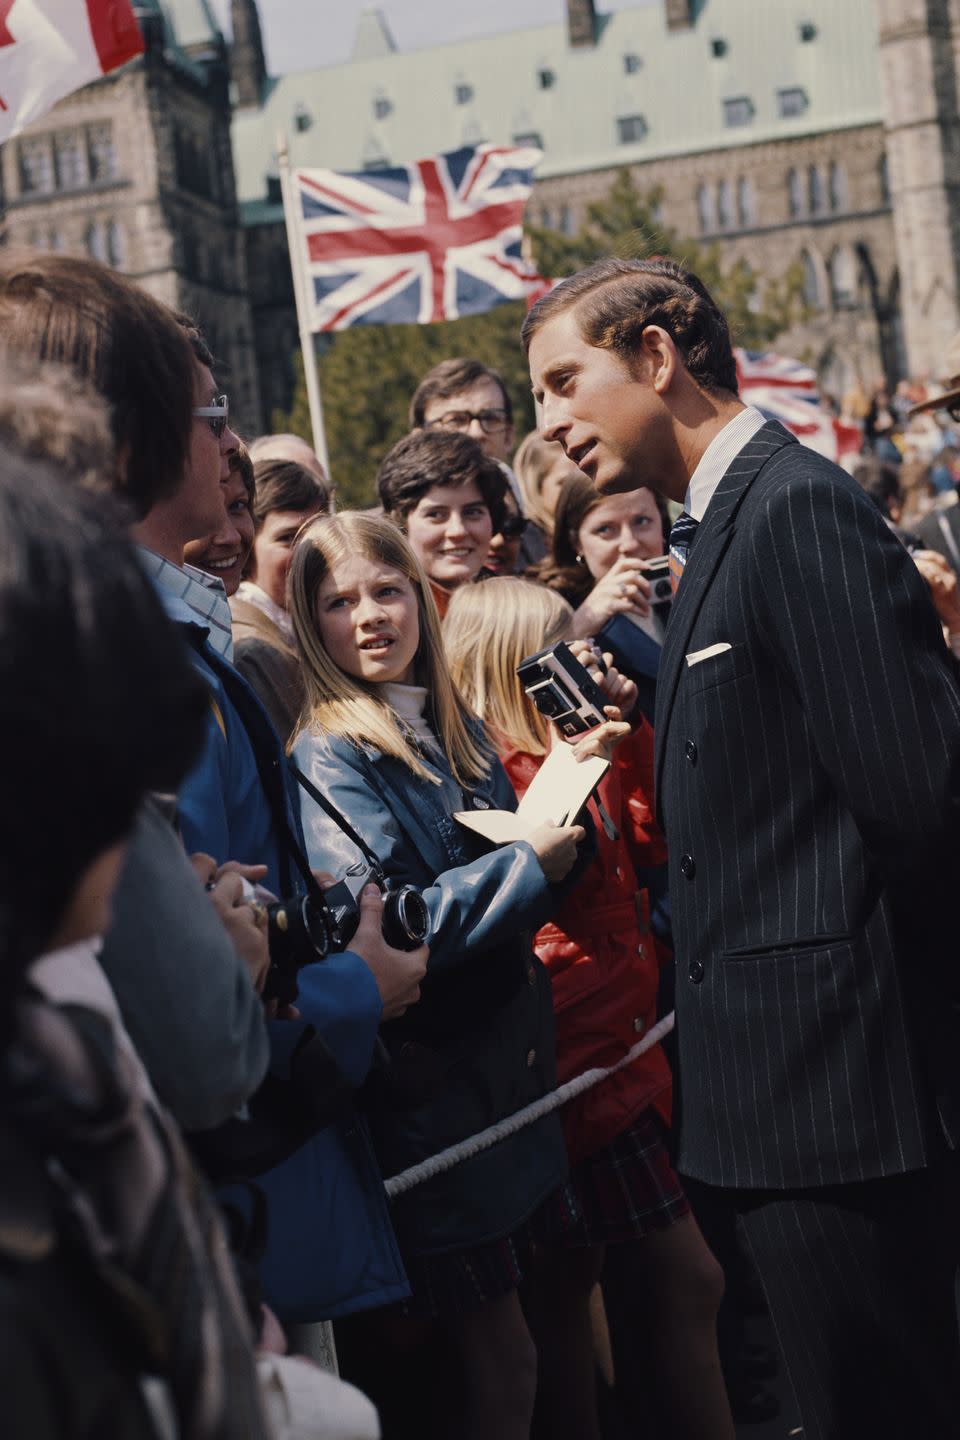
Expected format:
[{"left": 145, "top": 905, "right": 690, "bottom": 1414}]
[
  {"left": 555, "top": 1106, "right": 690, "bottom": 1249},
  {"left": 398, "top": 1179, "right": 580, "bottom": 1321}
]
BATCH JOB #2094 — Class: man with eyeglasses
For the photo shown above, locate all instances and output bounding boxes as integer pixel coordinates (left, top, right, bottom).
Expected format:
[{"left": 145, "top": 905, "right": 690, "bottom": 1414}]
[{"left": 410, "top": 356, "right": 515, "bottom": 463}]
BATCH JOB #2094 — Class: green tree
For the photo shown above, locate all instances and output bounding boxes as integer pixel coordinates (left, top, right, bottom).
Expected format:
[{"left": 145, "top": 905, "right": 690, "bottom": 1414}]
[{"left": 274, "top": 168, "right": 804, "bottom": 505}]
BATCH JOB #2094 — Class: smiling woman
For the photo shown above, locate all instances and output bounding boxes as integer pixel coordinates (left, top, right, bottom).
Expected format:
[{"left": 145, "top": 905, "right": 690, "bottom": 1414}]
[{"left": 377, "top": 428, "right": 506, "bottom": 617}]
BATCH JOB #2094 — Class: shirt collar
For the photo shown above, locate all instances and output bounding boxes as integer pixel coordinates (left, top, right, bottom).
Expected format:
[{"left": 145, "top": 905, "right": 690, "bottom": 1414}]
[
  {"left": 683, "top": 405, "right": 767, "bottom": 522},
  {"left": 138, "top": 548, "right": 234, "bottom": 661}
]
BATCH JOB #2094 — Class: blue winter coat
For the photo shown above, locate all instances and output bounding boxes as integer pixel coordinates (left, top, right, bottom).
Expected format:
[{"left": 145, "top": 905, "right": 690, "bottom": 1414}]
[
  {"left": 292, "top": 724, "right": 574, "bottom": 1258},
  {"left": 154, "top": 587, "right": 408, "bottom": 1320}
]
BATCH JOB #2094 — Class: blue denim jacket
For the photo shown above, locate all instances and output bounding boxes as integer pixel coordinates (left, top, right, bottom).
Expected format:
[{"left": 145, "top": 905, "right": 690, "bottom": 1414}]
[
  {"left": 151, "top": 582, "right": 408, "bottom": 1319},
  {"left": 292, "top": 725, "right": 573, "bottom": 1257}
]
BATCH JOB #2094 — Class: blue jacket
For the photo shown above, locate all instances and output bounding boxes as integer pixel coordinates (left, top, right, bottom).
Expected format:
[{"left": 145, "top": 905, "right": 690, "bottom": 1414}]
[
  {"left": 292, "top": 725, "right": 574, "bottom": 1258},
  {"left": 154, "top": 587, "right": 408, "bottom": 1320}
]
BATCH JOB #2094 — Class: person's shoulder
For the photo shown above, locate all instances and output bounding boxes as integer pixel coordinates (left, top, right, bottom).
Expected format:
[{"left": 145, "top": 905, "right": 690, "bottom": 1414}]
[
  {"left": 753, "top": 441, "right": 872, "bottom": 513},
  {"left": 291, "top": 727, "right": 365, "bottom": 772}
]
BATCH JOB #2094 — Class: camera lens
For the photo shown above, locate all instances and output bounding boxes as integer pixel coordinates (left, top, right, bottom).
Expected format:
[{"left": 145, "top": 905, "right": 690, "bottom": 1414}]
[
  {"left": 653, "top": 578, "right": 673, "bottom": 600},
  {"left": 382, "top": 886, "right": 430, "bottom": 950}
]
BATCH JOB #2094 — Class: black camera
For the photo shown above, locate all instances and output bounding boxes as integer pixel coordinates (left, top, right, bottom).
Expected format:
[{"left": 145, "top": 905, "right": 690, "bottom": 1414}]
[
  {"left": 641, "top": 554, "right": 673, "bottom": 605},
  {"left": 264, "top": 862, "right": 429, "bottom": 1005},
  {"left": 517, "top": 641, "right": 607, "bottom": 738}
]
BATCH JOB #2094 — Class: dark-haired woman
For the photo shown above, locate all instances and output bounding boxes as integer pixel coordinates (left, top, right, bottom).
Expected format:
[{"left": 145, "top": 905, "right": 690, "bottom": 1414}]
[
  {"left": 230, "top": 454, "right": 330, "bottom": 742},
  {"left": 534, "top": 471, "right": 672, "bottom": 644}
]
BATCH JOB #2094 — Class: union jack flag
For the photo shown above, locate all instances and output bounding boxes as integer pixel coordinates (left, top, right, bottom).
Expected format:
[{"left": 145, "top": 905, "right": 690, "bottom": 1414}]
[
  {"left": 289, "top": 143, "right": 545, "bottom": 332},
  {"left": 735, "top": 348, "right": 862, "bottom": 462}
]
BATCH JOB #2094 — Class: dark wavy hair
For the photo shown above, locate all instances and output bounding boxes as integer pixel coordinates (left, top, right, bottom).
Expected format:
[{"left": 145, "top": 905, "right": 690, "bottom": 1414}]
[
  {"left": 521, "top": 256, "right": 739, "bottom": 397},
  {"left": 0, "top": 455, "right": 209, "bottom": 984},
  {"left": 377, "top": 428, "right": 507, "bottom": 533}
]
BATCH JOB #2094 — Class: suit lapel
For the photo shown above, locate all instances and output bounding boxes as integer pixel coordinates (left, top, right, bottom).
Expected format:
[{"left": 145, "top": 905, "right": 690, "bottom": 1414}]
[{"left": 653, "top": 421, "right": 796, "bottom": 813}]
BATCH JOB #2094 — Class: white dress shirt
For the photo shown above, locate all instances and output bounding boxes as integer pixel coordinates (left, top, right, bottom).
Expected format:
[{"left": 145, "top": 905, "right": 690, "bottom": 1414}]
[{"left": 683, "top": 405, "right": 768, "bottom": 522}]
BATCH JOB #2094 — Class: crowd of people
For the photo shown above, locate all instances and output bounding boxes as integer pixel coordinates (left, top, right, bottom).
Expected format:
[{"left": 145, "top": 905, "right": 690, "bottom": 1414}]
[{"left": 1, "top": 245, "right": 959, "bottom": 1440}]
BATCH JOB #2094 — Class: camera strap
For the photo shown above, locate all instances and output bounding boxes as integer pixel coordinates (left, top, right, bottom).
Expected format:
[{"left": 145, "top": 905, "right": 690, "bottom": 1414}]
[{"left": 289, "top": 763, "right": 388, "bottom": 877}]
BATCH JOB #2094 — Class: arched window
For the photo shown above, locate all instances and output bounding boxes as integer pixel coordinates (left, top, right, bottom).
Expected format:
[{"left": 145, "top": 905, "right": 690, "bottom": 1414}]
[
  {"left": 85, "top": 221, "right": 107, "bottom": 263},
  {"left": 696, "top": 182, "right": 715, "bottom": 234},
  {"left": 737, "top": 176, "right": 755, "bottom": 227},
  {"left": 808, "top": 165, "right": 824, "bottom": 215},
  {"left": 828, "top": 162, "right": 847, "bottom": 213},
  {"left": 717, "top": 179, "right": 734, "bottom": 230},
  {"left": 801, "top": 249, "right": 823, "bottom": 309},
  {"left": 829, "top": 246, "right": 859, "bottom": 309},
  {"left": 107, "top": 221, "right": 125, "bottom": 268},
  {"left": 787, "top": 168, "right": 803, "bottom": 219}
]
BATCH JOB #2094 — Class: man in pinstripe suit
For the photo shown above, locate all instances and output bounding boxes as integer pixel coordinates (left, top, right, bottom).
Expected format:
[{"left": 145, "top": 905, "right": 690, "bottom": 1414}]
[{"left": 525, "top": 258, "right": 960, "bottom": 1438}]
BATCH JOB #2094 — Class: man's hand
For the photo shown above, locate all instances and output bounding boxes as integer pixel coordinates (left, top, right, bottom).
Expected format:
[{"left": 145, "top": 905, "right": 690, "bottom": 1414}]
[
  {"left": 911, "top": 548, "right": 960, "bottom": 635},
  {"left": 191, "top": 853, "right": 271, "bottom": 993},
  {"left": 527, "top": 820, "right": 586, "bottom": 883},
  {"left": 349, "top": 884, "right": 427, "bottom": 1022}
]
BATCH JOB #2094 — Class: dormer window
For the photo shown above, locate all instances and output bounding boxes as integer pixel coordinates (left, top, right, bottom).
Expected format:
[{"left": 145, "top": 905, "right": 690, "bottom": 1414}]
[
  {"left": 623, "top": 53, "right": 642, "bottom": 75},
  {"left": 537, "top": 67, "right": 556, "bottom": 90},
  {"left": 711, "top": 37, "right": 728, "bottom": 58},
  {"left": 294, "top": 103, "right": 312, "bottom": 133},
  {"left": 373, "top": 92, "right": 392, "bottom": 120},
  {"left": 617, "top": 114, "right": 647, "bottom": 144},
  {"left": 723, "top": 96, "right": 753, "bottom": 128},
  {"left": 778, "top": 87, "right": 808, "bottom": 118},
  {"left": 799, "top": 21, "right": 817, "bottom": 42},
  {"left": 454, "top": 82, "right": 473, "bottom": 105}
]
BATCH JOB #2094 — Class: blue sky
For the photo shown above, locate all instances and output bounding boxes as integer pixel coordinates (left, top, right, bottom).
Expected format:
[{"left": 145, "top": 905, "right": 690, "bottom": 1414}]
[{"left": 210, "top": 1, "right": 655, "bottom": 76}]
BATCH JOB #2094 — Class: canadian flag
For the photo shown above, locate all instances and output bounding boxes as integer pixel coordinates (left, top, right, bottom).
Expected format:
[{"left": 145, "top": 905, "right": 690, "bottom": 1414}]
[{"left": 0, "top": 0, "right": 143, "bottom": 142}]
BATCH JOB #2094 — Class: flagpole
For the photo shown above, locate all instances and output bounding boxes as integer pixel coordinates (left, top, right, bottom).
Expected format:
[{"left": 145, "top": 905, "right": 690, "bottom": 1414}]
[{"left": 277, "top": 131, "right": 331, "bottom": 485}]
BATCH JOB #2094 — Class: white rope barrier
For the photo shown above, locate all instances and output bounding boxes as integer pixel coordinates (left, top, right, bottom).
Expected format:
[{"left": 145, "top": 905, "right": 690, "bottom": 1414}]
[{"left": 384, "top": 1010, "right": 675, "bottom": 1199}]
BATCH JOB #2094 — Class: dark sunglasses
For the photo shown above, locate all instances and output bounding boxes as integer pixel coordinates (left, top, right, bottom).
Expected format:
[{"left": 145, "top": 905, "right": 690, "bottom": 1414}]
[{"left": 498, "top": 514, "right": 527, "bottom": 539}]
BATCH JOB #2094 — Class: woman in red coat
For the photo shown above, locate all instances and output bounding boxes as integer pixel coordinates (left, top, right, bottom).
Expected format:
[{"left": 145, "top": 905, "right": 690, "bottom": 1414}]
[{"left": 446, "top": 577, "right": 733, "bottom": 1440}]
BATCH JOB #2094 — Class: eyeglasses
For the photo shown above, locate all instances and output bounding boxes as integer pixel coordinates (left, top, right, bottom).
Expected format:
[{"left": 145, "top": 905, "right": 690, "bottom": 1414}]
[
  {"left": 498, "top": 514, "right": 527, "bottom": 539},
  {"left": 193, "top": 394, "right": 230, "bottom": 439},
  {"left": 426, "top": 407, "right": 509, "bottom": 435}
]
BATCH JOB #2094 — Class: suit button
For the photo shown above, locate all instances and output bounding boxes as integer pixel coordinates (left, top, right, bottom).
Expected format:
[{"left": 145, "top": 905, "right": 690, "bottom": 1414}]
[
  {"left": 633, "top": 1016, "right": 645, "bottom": 1034},
  {"left": 680, "top": 853, "right": 696, "bottom": 879},
  {"left": 526, "top": 1048, "right": 537, "bottom": 1067},
  {"left": 689, "top": 960, "right": 705, "bottom": 983},
  {"left": 685, "top": 740, "right": 697, "bottom": 764}
]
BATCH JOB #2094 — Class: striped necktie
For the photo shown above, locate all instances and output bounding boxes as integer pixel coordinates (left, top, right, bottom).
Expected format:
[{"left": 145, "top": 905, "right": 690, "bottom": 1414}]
[{"left": 668, "top": 510, "right": 700, "bottom": 592}]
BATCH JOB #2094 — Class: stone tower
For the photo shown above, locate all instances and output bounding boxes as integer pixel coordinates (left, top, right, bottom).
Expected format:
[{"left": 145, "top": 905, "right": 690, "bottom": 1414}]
[
  {"left": 230, "top": 0, "right": 267, "bottom": 109},
  {"left": 874, "top": 0, "right": 960, "bottom": 375}
]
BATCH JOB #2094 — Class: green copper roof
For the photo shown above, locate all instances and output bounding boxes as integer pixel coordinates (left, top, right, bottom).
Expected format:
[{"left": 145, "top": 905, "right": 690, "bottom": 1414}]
[{"left": 232, "top": 0, "right": 883, "bottom": 211}]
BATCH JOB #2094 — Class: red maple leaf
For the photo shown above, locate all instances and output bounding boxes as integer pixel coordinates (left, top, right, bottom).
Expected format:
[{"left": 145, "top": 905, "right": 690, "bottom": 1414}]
[{"left": 0, "top": 0, "right": 14, "bottom": 49}]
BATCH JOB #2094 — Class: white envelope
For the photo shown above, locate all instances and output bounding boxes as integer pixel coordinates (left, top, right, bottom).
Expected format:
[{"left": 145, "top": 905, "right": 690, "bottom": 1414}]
[{"left": 685, "top": 642, "right": 732, "bottom": 668}]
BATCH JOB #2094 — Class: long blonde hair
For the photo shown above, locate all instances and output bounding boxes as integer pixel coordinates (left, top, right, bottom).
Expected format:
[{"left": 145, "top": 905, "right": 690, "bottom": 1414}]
[
  {"left": 512, "top": 430, "right": 570, "bottom": 537},
  {"left": 289, "top": 512, "right": 491, "bottom": 787},
  {"left": 445, "top": 578, "right": 573, "bottom": 757}
]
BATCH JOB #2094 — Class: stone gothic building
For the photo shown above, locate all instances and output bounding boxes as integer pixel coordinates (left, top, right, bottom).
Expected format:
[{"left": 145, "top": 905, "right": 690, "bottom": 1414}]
[{"left": 2, "top": 0, "right": 960, "bottom": 431}]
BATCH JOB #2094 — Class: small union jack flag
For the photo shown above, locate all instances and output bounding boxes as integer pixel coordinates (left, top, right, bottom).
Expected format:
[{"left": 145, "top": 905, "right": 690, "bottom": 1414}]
[
  {"left": 290, "top": 142, "right": 545, "bottom": 332},
  {"left": 735, "top": 349, "right": 862, "bottom": 462}
]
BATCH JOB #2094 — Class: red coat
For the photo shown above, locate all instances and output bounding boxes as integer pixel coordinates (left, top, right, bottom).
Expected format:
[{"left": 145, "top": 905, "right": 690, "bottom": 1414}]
[{"left": 502, "top": 721, "right": 673, "bottom": 1164}]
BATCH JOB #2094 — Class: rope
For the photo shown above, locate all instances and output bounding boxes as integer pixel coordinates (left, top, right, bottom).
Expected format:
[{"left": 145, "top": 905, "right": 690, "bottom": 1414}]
[{"left": 384, "top": 1010, "right": 675, "bottom": 1199}]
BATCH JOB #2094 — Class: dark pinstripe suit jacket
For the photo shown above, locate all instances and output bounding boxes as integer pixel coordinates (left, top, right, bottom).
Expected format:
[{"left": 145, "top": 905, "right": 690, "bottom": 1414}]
[{"left": 654, "top": 420, "right": 960, "bottom": 1189}]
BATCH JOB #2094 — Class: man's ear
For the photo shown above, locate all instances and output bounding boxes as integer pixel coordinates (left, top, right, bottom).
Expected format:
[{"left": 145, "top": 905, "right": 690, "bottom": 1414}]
[{"left": 639, "top": 325, "right": 678, "bottom": 396}]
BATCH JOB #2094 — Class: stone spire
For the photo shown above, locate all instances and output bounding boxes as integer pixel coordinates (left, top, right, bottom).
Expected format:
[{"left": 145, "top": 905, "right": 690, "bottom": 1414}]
[
  {"left": 230, "top": 0, "right": 267, "bottom": 109},
  {"left": 567, "top": 0, "right": 597, "bottom": 48},
  {"left": 875, "top": 0, "right": 960, "bottom": 374},
  {"left": 665, "top": 0, "right": 695, "bottom": 31}
]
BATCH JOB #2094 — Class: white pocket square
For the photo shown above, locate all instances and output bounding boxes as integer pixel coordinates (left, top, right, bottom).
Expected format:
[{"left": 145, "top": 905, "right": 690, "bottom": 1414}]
[{"left": 685, "top": 642, "right": 732, "bottom": 667}]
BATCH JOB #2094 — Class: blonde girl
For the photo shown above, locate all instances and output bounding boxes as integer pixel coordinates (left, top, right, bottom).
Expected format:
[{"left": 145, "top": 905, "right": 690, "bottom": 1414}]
[
  {"left": 446, "top": 577, "right": 734, "bottom": 1440},
  {"left": 288, "top": 514, "right": 586, "bottom": 1440}
]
